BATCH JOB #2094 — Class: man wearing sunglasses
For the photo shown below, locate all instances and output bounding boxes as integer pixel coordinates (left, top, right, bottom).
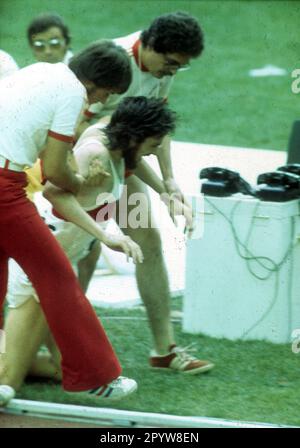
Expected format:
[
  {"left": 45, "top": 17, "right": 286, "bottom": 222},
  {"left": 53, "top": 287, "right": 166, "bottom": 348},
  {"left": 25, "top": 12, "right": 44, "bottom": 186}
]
[
  {"left": 81, "top": 12, "right": 214, "bottom": 375},
  {"left": 27, "top": 13, "right": 73, "bottom": 64}
]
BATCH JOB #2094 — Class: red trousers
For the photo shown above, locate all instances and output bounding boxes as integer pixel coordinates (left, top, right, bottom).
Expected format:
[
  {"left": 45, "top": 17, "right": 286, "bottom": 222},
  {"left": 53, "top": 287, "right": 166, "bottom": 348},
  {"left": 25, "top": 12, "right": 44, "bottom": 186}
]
[{"left": 0, "top": 168, "right": 121, "bottom": 391}]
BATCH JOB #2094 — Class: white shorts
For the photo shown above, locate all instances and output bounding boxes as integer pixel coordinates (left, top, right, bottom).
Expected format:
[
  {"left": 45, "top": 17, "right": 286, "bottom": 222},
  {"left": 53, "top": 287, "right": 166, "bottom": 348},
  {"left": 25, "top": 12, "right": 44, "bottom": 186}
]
[{"left": 7, "top": 203, "right": 106, "bottom": 309}]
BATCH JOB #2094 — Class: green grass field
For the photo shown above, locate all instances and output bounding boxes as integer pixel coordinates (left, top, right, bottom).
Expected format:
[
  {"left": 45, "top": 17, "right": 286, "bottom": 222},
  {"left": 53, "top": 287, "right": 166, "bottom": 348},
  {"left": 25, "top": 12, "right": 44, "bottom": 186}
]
[
  {"left": 1, "top": 0, "right": 300, "bottom": 426},
  {"left": 19, "top": 302, "right": 300, "bottom": 427},
  {"left": 1, "top": 0, "right": 300, "bottom": 150}
]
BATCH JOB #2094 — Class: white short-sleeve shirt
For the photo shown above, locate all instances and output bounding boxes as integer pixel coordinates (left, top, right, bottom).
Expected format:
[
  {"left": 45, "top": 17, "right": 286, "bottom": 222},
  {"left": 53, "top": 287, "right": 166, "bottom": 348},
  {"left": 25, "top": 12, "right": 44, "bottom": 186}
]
[
  {"left": 0, "top": 62, "right": 86, "bottom": 167},
  {"left": 63, "top": 49, "right": 74, "bottom": 65},
  {"left": 86, "top": 31, "right": 173, "bottom": 120},
  {"left": 0, "top": 49, "right": 19, "bottom": 80}
]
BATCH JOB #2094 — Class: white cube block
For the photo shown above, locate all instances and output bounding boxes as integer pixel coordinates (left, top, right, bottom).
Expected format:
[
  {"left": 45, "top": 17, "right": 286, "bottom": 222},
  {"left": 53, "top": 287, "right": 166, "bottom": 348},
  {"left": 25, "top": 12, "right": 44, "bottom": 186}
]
[{"left": 183, "top": 195, "right": 300, "bottom": 343}]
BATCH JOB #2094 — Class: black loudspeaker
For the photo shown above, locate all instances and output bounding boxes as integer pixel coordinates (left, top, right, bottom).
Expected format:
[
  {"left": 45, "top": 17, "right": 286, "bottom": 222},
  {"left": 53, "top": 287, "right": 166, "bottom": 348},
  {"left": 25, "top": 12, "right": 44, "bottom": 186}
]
[{"left": 287, "top": 121, "right": 300, "bottom": 164}]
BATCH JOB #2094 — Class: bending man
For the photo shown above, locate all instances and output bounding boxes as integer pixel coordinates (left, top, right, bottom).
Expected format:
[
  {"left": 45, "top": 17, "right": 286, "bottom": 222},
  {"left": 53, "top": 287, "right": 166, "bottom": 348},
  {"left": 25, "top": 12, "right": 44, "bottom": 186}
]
[{"left": 80, "top": 12, "right": 214, "bottom": 373}]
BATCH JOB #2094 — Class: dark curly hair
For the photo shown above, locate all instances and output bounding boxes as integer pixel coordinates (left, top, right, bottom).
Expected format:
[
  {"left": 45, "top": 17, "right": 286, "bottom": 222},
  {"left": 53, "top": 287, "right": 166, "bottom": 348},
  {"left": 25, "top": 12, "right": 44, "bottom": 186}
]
[
  {"left": 140, "top": 11, "right": 204, "bottom": 58},
  {"left": 27, "top": 13, "right": 71, "bottom": 45},
  {"left": 104, "top": 96, "right": 176, "bottom": 169},
  {"left": 69, "top": 40, "right": 132, "bottom": 93}
]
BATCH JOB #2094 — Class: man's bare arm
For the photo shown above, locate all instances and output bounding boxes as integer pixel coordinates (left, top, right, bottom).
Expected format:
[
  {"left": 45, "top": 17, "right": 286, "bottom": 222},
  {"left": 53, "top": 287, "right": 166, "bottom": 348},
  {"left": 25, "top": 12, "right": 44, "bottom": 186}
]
[
  {"left": 157, "top": 134, "right": 173, "bottom": 181},
  {"left": 134, "top": 159, "right": 194, "bottom": 234},
  {"left": 134, "top": 159, "right": 166, "bottom": 195},
  {"left": 43, "top": 183, "right": 143, "bottom": 263},
  {"left": 41, "top": 136, "right": 82, "bottom": 195}
]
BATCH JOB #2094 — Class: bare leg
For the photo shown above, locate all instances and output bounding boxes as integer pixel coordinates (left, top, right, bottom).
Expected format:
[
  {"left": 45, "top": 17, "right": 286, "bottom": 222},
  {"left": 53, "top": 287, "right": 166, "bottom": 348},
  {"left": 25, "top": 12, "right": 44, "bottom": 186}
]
[
  {"left": 44, "top": 331, "right": 62, "bottom": 370},
  {"left": 117, "top": 175, "right": 175, "bottom": 355},
  {"left": 77, "top": 241, "right": 101, "bottom": 293},
  {"left": 28, "top": 351, "right": 62, "bottom": 382},
  {"left": 28, "top": 241, "right": 101, "bottom": 380},
  {"left": 0, "top": 298, "right": 53, "bottom": 390}
]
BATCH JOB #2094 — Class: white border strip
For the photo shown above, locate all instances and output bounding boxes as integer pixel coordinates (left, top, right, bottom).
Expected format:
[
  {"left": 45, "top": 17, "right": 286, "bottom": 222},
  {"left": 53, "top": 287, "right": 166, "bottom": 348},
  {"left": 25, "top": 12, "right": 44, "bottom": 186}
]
[{"left": 2, "top": 399, "right": 296, "bottom": 428}]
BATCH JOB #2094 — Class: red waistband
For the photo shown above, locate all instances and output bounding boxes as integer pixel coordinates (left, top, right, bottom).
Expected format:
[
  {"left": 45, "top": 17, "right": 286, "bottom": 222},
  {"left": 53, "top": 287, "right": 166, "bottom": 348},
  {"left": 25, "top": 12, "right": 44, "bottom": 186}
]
[
  {"left": 52, "top": 201, "right": 116, "bottom": 223},
  {"left": 0, "top": 167, "right": 27, "bottom": 181}
]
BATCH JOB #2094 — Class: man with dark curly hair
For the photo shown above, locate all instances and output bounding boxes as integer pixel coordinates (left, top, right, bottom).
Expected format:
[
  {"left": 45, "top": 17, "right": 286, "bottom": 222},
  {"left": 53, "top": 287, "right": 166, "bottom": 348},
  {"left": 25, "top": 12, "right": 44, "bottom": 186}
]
[
  {"left": 79, "top": 12, "right": 214, "bottom": 375},
  {"left": 83, "top": 12, "right": 203, "bottom": 120}
]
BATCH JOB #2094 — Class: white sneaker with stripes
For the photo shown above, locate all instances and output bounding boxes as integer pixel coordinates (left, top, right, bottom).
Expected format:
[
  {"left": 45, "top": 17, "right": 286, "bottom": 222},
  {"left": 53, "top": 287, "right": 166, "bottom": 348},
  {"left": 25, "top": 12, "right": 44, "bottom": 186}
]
[{"left": 88, "top": 376, "right": 137, "bottom": 401}]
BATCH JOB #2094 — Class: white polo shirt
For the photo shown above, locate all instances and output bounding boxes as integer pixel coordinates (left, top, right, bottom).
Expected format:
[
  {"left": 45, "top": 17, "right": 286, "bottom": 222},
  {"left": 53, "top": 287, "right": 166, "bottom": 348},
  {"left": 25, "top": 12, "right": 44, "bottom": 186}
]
[
  {"left": 0, "top": 50, "right": 19, "bottom": 80},
  {"left": 86, "top": 31, "right": 173, "bottom": 120},
  {"left": 63, "top": 49, "right": 74, "bottom": 65},
  {"left": 0, "top": 62, "right": 86, "bottom": 167}
]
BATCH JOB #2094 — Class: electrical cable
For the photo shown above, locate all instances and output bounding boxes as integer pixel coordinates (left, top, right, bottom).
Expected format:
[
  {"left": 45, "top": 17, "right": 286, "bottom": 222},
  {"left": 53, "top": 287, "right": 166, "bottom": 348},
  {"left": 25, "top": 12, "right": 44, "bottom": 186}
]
[{"left": 205, "top": 196, "right": 296, "bottom": 339}]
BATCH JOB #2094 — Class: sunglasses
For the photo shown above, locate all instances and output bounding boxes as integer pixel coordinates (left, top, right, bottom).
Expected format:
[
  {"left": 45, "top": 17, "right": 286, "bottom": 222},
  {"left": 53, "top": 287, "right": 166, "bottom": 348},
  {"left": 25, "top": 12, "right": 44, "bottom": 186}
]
[{"left": 32, "top": 38, "right": 65, "bottom": 52}]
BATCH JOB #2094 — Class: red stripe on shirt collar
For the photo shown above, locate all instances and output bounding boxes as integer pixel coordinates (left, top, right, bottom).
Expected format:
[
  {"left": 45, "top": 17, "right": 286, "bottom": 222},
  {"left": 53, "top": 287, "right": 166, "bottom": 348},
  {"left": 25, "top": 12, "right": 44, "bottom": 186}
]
[{"left": 132, "top": 39, "right": 149, "bottom": 72}]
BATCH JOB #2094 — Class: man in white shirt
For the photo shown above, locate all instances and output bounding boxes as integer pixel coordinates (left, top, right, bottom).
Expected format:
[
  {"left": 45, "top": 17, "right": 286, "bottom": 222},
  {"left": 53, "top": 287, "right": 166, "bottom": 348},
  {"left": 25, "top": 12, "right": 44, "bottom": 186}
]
[
  {"left": 80, "top": 12, "right": 213, "bottom": 375},
  {"left": 0, "top": 40, "right": 139, "bottom": 404},
  {"left": 0, "top": 49, "right": 18, "bottom": 79},
  {"left": 1, "top": 97, "right": 175, "bottom": 395},
  {"left": 26, "top": 12, "right": 101, "bottom": 293}
]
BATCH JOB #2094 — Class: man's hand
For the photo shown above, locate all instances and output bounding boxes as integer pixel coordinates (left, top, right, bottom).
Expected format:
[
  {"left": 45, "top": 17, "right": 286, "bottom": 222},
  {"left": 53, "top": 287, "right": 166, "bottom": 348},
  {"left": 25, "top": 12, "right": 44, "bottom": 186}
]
[
  {"left": 161, "top": 190, "right": 195, "bottom": 238},
  {"left": 101, "top": 233, "right": 144, "bottom": 264},
  {"left": 83, "top": 156, "right": 111, "bottom": 187}
]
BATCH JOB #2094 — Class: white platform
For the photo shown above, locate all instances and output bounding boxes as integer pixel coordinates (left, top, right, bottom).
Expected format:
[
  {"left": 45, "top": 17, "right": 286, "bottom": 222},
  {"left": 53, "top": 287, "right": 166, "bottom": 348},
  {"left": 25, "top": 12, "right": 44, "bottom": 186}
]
[
  {"left": 85, "top": 141, "right": 286, "bottom": 308},
  {"left": 183, "top": 194, "right": 300, "bottom": 343}
]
